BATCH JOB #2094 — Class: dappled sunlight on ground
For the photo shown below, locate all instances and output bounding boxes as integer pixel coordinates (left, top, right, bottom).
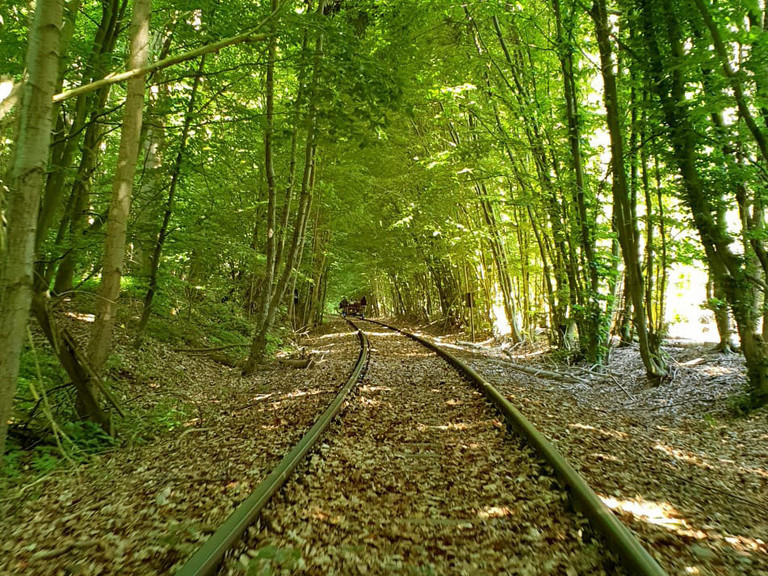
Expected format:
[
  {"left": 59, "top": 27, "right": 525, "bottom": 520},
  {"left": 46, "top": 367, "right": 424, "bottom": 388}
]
[
  {"left": 360, "top": 330, "right": 399, "bottom": 338},
  {"left": 701, "top": 365, "right": 741, "bottom": 377},
  {"left": 569, "top": 423, "right": 628, "bottom": 440},
  {"left": 435, "top": 332, "right": 768, "bottom": 575},
  {"left": 653, "top": 443, "right": 710, "bottom": 467},
  {"left": 418, "top": 419, "right": 499, "bottom": 432},
  {"left": 600, "top": 496, "right": 696, "bottom": 533},
  {"left": 477, "top": 505, "right": 515, "bottom": 519},
  {"left": 317, "top": 332, "right": 355, "bottom": 340},
  {"left": 601, "top": 494, "right": 768, "bottom": 561},
  {"left": 358, "top": 385, "right": 391, "bottom": 392},
  {"left": 64, "top": 311, "right": 95, "bottom": 322}
]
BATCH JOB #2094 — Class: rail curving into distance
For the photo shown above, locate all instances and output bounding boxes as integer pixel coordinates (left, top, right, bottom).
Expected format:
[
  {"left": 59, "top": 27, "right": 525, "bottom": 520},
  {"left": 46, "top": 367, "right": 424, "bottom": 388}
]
[
  {"left": 359, "top": 317, "right": 668, "bottom": 576},
  {"left": 176, "top": 322, "right": 369, "bottom": 576}
]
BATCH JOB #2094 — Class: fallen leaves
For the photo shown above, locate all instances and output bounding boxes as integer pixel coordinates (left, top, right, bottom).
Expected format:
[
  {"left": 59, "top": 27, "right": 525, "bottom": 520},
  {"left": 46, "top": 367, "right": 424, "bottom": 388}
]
[
  {"left": 0, "top": 320, "right": 361, "bottom": 575},
  {"left": 446, "top": 337, "right": 768, "bottom": 576},
  {"left": 222, "top": 329, "right": 624, "bottom": 575}
]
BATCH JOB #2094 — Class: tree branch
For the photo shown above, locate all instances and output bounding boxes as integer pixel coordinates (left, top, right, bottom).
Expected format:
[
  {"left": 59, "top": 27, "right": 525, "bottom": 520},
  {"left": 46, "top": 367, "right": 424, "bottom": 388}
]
[{"left": 52, "top": 5, "right": 286, "bottom": 103}]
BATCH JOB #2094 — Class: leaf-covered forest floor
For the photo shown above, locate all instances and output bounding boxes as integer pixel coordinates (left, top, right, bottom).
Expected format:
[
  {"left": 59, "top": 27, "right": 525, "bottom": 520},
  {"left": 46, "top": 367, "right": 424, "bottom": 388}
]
[
  {"left": 0, "top": 307, "right": 765, "bottom": 576},
  {"left": 416, "top": 323, "right": 767, "bottom": 576},
  {"left": 0, "top": 305, "right": 363, "bottom": 575}
]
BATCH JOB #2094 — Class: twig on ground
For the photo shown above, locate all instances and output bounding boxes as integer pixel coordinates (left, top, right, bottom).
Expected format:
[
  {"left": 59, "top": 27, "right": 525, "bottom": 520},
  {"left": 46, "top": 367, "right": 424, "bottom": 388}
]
[
  {"left": 171, "top": 343, "right": 250, "bottom": 353},
  {"left": 502, "top": 350, "right": 587, "bottom": 384},
  {"left": 608, "top": 374, "right": 636, "bottom": 402}
]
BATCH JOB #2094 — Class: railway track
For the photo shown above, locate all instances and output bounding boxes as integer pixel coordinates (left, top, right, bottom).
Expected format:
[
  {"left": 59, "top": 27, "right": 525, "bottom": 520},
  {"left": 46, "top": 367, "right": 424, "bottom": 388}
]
[{"left": 177, "top": 319, "right": 666, "bottom": 576}]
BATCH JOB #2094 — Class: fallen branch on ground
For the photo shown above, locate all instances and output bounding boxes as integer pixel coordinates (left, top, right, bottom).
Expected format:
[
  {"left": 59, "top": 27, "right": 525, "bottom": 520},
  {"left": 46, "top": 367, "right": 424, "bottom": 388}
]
[
  {"left": 171, "top": 343, "right": 250, "bottom": 353},
  {"left": 502, "top": 350, "right": 587, "bottom": 384},
  {"left": 278, "top": 357, "right": 314, "bottom": 369}
]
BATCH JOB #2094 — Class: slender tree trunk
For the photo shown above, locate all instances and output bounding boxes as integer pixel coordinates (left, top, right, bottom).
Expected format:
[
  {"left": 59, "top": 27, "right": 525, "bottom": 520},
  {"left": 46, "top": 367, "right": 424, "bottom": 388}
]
[
  {"left": 135, "top": 55, "right": 205, "bottom": 345},
  {"left": 244, "top": 1, "right": 326, "bottom": 372},
  {"left": 88, "top": 0, "right": 151, "bottom": 376},
  {"left": 592, "top": 0, "right": 667, "bottom": 378},
  {"left": 50, "top": 0, "right": 126, "bottom": 293},
  {"left": 250, "top": 0, "right": 280, "bottom": 366},
  {"left": 0, "top": 0, "right": 63, "bottom": 458},
  {"left": 553, "top": 0, "right": 605, "bottom": 362},
  {"left": 639, "top": 0, "right": 767, "bottom": 405},
  {"left": 35, "top": 0, "right": 122, "bottom": 255},
  {"left": 707, "top": 267, "right": 732, "bottom": 351}
]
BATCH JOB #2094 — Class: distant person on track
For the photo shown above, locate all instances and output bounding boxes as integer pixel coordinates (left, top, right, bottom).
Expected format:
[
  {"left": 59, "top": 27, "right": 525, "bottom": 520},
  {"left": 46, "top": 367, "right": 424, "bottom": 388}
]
[
  {"left": 340, "top": 297, "right": 349, "bottom": 317},
  {"left": 360, "top": 296, "right": 367, "bottom": 319}
]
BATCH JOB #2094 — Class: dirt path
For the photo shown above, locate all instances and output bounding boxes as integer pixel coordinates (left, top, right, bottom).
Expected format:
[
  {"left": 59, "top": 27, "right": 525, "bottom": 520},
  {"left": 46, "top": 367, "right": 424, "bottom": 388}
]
[{"left": 222, "top": 325, "right": 624, "bottom": 575}]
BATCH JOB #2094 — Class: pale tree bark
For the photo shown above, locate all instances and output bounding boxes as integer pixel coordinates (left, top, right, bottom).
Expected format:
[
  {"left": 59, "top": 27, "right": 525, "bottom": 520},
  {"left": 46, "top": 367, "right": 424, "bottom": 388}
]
[
  {"left": 37, "top": 0, "right": 125, "bottom": 292},
  {"left": 35, "top": 0, "right": 121, "bottom": 254},
  {"left": 0, "top": 0, "right": 63, "bottom": 458},
  {"left": 87, "top": 0, "right": 151, "bottom": 377}
]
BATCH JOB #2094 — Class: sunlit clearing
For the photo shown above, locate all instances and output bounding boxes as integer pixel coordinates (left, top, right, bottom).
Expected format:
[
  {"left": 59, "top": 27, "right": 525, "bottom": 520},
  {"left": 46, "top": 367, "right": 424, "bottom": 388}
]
[
  {"left": 65, "top": 311, "right": 95, "bottom": 323},
  {"left": 445, "top": 399, "right": 462, "bottom": 406},
  {"left": 490, "top": 289, "right": 511, "bottom": 337},
  {"left": 665, "top": 263, "right": 718, "bottom": 342},
  {"left": 570, "top": 423, "right": 627, "bottom": 439},
  {"left": 478, "top": 505, "right": 514, "bottom": 519},
  {"left": 319, "top": 332, "right": 353, "bottom": 339},
  {"left": 685, "top": 568, "right": 700, "bottom": 574},
  {"left": 0, "top": 79, "right": 13, "bottom": 101}
]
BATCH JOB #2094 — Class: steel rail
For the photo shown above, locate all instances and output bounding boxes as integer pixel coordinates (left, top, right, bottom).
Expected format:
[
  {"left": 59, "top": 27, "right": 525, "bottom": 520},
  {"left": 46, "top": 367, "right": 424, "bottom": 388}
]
[
  {"left": 361, "top": 318, "right": 668, "bottom": 576},
  {"left": 176, "top": 324, "right": 369, "bottom": 576}
]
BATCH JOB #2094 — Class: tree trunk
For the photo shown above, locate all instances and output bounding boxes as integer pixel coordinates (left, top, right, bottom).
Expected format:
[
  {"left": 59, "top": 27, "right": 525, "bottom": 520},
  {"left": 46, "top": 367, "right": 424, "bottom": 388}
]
[
  {"left": 0, "top": 0, "right": 63, "bottom": 458},
  {"left": 135, "top": 55, "right": 205, "bottom": 345},
  {"left": 638, "top": 0, "right": 766, "bottom": 404},
  {"left": 592, "top": 0, "right": 667, "bottom": 378},
  {"left": 249, "top": 0, "right": 280, "bottom": 369},
  {"left": 87, "top": 0, "right": 151, "bottom": 376},
  {"left": 244, "top": 1, "right": 326, "bottom": 372},
  {"left": 553, "top": 0, "right": 605, "bottom": 362}
]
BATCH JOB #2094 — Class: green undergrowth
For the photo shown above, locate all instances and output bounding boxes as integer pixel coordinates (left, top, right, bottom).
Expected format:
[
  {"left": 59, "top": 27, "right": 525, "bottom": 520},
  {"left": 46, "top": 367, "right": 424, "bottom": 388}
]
[
  {"left": 4, "top": 271, "right": 300, "bottom": 483},
  {"left": 77, "top": 274, "right": 253, "bottom": 348},
  {"left": 4, "top": 274, "right": 285, "bottom": 483},
  {"left": 2, "top": 421, "right": 117, "bottom": 481}
]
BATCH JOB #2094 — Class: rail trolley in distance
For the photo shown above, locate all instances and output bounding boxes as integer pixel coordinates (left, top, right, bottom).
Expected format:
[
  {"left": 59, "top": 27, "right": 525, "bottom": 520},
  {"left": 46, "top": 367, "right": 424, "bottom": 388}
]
[{"left": 340, "top": 297, "right": 366, "bottom": 318}]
